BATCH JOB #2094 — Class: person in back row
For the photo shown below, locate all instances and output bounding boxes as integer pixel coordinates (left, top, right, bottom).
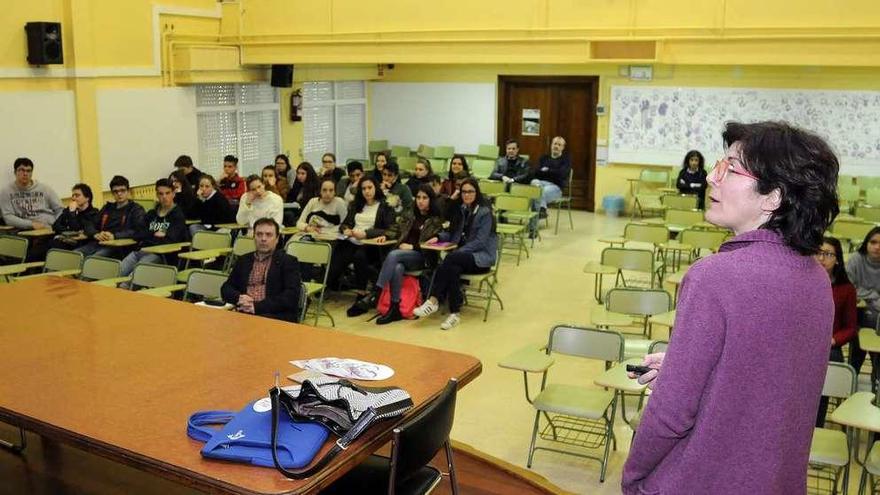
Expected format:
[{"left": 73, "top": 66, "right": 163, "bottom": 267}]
[
  {"left": 77, "top": 175, "right": 146, "bottom": 258},
  {"left": 191, "top": 174, "right": 236, "bottom": 235},
  {"left": 119, "top": 178, "right": 189, "bottom": 277},
  {"left": 371, "top": 151, "right": 389, "bottom": 184},
  {"left": 676, "top": 149, "right": 709, "bottom": 209},
  {"left": 219, "top": 155, "right": 246, "bottom": 204},
  {"left": 336, "top": 160, "right": 364, "bottom": 204},
  {"left": 174, "top": 155, "right": 202, "bottom": 194},
  {"left": 275, "top": 154, "right": 294, "bottom": 184},
  {"left": 1, "top": 157, "right": 63, "bottom": 230},
  {"left": 414, "top": 178, "right": 498, "bottom": 330},
  {"left": 405, "top": 158, "right": 434, "bottom": 196},
  {"left": 490, "top": 139, "right": 530, "bottom": 186},
  {"left": 320, "top": 153, "right": 345, "bottom": 184},
  {"left": 262, "top": 165, "right": 290, "bottom": 199},
  {"left": 169, "top": 170, "right": 199, "bottom": 220},
  {"left": 51, "top": 183, "right": 99, "bottom": 250},
  {"left": 380, "top": 160, "right": 413, "bottom": 212},
  {"left": 285, "top": 162, "right": 322, "bottom": 225},
  {"left": 236, "top": 175, "right": 283, "bottom": 233},
  {"left": 845, "top": 226, "right": 880, "bottom": 383},
  {"left": 221, "top": 217, "right": 302, "bottom": 322},
  {"left": 297, "top": 178, "right": 348, "bottom": 234},
  {"left": 531, "top": 136, "right": 571, "bottom": 218}
]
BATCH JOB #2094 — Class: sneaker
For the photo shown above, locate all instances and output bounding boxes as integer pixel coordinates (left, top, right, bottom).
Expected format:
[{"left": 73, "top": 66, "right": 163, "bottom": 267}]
[
  {"left": 440, "top": 313, "right": 460, "bottom": 330},
  {"left": 413, "top": 299, "right": 439, "bottom": 318}
]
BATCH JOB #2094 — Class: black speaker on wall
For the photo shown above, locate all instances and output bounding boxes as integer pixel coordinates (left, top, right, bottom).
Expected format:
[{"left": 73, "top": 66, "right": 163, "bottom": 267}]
[
  {"left": 271, "top": 64, "right": 293, "bottom": 88},
  {"left": 25, "top": 22, "right": 63, "bottom": 65}
]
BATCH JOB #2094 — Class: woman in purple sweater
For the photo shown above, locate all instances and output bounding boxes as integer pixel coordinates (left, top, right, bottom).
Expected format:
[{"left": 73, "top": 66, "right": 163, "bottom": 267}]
[{"left": 623, "top": 121, "right": 840, "bottom": 494}]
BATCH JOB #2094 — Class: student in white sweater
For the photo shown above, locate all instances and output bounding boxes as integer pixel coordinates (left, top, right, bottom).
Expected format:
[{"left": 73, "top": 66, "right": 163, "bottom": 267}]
[
  {"left": 236, "top": 175, "right": 284, "bottom": 232},
  {"left": 296, "top": 178, "right": 348, "bottom": 234}
]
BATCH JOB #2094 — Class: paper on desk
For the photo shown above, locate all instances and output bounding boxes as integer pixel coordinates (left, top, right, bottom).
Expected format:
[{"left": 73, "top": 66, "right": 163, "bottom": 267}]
[{"left": 291, "top": 357, "right": 394, "bottom": 381}]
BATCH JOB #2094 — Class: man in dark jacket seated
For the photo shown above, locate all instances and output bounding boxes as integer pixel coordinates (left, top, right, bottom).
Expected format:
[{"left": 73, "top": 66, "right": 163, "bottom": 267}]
[{"left": 221, "top": 217, "right": 302, "bottom": 322}]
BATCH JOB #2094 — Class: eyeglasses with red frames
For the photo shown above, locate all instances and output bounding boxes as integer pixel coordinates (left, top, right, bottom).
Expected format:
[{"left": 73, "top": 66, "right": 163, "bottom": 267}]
[{"left": 709, "top": 157, "right": 759, "bottom": 184}]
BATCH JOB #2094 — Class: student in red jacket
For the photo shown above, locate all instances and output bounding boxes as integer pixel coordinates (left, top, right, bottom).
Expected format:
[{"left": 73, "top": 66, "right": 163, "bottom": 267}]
[{"left": 218, "top": 155, "right": 246, "bottom": 204}]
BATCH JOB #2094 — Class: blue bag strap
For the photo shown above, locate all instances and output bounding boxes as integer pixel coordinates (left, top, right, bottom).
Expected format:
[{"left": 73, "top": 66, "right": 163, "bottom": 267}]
[{"left": 187, "top": 410, "right": 235, "bottom": 443}]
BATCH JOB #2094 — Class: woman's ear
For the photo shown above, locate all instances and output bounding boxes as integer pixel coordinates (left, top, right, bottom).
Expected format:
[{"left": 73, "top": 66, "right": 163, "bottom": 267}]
[{"left": 762, "top": 188, "right": 782, "bottom": 213}]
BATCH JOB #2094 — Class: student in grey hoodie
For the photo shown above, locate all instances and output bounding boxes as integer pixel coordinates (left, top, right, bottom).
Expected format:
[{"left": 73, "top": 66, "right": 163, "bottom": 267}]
[{"left": 0, "top": 157, "right": 63, "bottom": 229}]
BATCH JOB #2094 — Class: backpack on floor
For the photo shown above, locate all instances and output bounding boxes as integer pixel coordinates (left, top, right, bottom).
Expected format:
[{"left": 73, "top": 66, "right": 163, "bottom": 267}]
[{"left": 377, "top": 275, "right": 422, "bottom": 319}]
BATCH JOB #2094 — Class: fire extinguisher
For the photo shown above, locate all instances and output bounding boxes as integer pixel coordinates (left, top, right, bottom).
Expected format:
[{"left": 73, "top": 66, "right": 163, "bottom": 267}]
[{"left": 290, "top": 90, "right": 302, "bottom": 122}]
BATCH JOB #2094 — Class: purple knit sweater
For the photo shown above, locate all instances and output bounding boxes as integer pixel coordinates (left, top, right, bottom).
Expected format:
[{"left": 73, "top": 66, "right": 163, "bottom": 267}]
[{"left": 622, "top": 229, "right": 832, "bottom": 494}]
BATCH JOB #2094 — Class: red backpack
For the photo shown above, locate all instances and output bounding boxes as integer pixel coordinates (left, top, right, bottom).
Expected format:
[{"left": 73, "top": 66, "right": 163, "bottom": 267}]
[{"left": 376, "top": 275, "right": 423, "bottom": 319}]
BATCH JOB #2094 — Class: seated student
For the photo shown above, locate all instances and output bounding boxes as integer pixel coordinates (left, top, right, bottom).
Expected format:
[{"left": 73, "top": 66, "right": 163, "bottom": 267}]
[
  {"left": 77, "top": 175, "right": 147, "bottom": 257},
  {"left": 191, "top": 174, "right": 235, "bottom": 235},
  {"left": 371, "top": 151, "right": 389, "bottom": 184},
  {"left": 441, "top": 154, "right": 470, "bottom": 199},
  {"left": 326, "top": 177, "right": 394, "bottom": 306},
  {"left": 336, "top": 160, "right": 364, "bottom": 204},
  {"left": 236, "top": 175, "right": 284, "bottom": 232},
  {"left": 846, "top": 226, "right": 880, "bottom": 382},
  {"left": 405, "top": 158, "right": 434, "bottom": 196},
  {"left": 119, "top": 178, "right": 189, "bottom": 277},
  {"left": 815, "top": 237, "right": 858, "bottom": 427},
  {"left": 275, "top": 154, "right": 294, "bottom": 184},
  {"left": 380, "top": 160, "right": 414, "bottom": 212},
  {"left": 169, "top": 170, "right": 199, "bottom": 220},
  {"left": 221, "top": 217, "right": 302, "bottom": 323},
  {"left": 429, "top": 174, "right": 448, "bottom": 221},
  {"left": 372, "top": 185, "right": 445, "bottom": 324},
  {"left": 174, "top": 155, "right": 203, "bottom": 194},
  {"left": 531, "top": 136, "right": 571, "bottom": 218},
  {"left": 218, "top": 155, "right": 246, "bottom": 204},
  {"left": 285, "top": 162, "right": 321, "bottom": 224},
  {"left": 414, "top": 178, "right": 498, "bottom": 330},
  {"left": 676, "top": 149, "right": 709, "bottom": 209},
  {"left": 262, "top": 165, "right": 290, "bottom": 199},
  {"left": 320, "top": 152, "right": 345, "bottom": 185},
  {"left": 297, "top": 178, "right": 348, "bottom": 234},
  {"left": 51, "top": 183, "right": 99, "bottom": 250},
  {"left": 1, "top": 157, "right": 63, "bottom": 230},
  {"left": 490, "top": 139, "right": 530, "bottom": 186}
]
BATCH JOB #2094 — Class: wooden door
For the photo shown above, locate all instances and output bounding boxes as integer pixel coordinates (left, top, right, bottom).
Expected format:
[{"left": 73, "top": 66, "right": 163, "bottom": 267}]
[{"left": 497, "top": 76, "right": 598, "bottom": 211}]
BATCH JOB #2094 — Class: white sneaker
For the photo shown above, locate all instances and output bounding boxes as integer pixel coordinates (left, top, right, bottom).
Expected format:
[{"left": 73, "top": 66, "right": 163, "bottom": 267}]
[
  {"left": 413, "top": 299, "right": 439, "bottom": 318},
  {"left": 440, "top": 313, "right": 460, "bottom": 330}
]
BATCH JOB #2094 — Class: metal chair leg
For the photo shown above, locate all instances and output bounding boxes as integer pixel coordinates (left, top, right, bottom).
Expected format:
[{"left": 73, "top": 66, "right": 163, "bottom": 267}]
[
  {"left": 0, "top": 427, "right": 26, "bottom": 454},
  {"left": 527, "top": 411, "right": 541, "bottom": 468},
  {"left": 444, "top": 440, "right": 459, "bottom": 495}
]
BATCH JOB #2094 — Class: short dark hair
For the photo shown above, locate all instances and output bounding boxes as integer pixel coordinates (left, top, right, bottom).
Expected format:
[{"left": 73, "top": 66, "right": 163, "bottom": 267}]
[
  {"left": 346, "top": 160, "right": 364, "bottom": 174},
  {"left": 429, "top": 174, "right": 442, "bottom": 185},
  {"left": 174, "top": 155, "right": 193, "bottom": 169},
  {"left": 722, "top": 121, "right": 839, "bottom": 255},
  {"left": 383, "top": 160, "right": 400, "bottom": 177},
  {"left": 109, "top": 175, "right": 130, "bottom": 190},
  {"left": 223, "top": 155, "right": 238, "bottom": 164},
  {"left": 155, "top": 178, "right": 174, "bottom": 191},
  {"left": 858, "top": 226, "right": 880, "bottom": 256},
  {"left": 72, "top": 183, "right": 93, "bottom": 203},
  {"left": 253, "top": 217, "right": 280, "bottom": 236},
  {"left": 505, "top": 138, "right": 519, "bottom": 148},
  {"left": 13, "top": 157, "right": 33, "bottom": 172},
  {"left": 262, "top": 165, "right": 277, "bottom": 177},
  {"left": 682, "top": 150, "right": 705, "bottom": 170},
  {"left": 823, "top": 237, "right": 850, "bottom": 286},
  {"left": 246, "top": 174, "right": 263, "bottom": 187},
  {"left": 322, "top": 152, "right": 336, "bottom": 162}
]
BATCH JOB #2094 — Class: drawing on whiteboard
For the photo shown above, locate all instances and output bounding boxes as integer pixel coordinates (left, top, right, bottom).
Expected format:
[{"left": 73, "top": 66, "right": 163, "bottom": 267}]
[{"left": 609, "top": 86, "right": 880, "bottom": 174}]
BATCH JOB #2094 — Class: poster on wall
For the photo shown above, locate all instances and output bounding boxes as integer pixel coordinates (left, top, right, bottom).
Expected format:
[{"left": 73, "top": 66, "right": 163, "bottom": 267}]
[{"left": 522, "top": 108, "right": 540, "bottom": 136}]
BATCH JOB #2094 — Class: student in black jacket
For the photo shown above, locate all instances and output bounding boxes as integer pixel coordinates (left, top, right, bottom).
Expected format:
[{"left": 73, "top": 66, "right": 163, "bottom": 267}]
[
  {"left": 170, "top": 170, "right": 199, "bottom": 220},
  {"left": 221, "top": 218, "right": 302, "bottom": 322},
  {"left": 530, "top": 136, "right": 572, "bottom": 217},
  {"left": 51, "top": 183, "right": 99, "bottom": 249},
  {"left": 676, "top": 149, "right": 709, "bottom": 209},
  {"left": 76, "top": 175, "right": 147, "bottom": 258},
  {"left": 191, "top": 174, "right": 235, "bottom": 235},
  {"left": 119, "top": 178, "right": 190, "bottom": 277},
  {"left": 174, "top": 154, "right": 203, "bottom": 194},
  {"left": 405, "top": 158, "right": 434, "bottom": 196},
  {"left": 327, "top": 177, "right": 395, "bottom": 306}
]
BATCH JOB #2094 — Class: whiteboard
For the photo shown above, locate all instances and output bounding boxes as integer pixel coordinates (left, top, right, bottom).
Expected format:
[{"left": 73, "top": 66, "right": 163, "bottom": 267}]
[
  {"left": 97, "top": 87, "right": 199, "bottom": 188},
  {"left": 609, "top": 85, "right": 880, "bottom": 175},
  {"left": 0, "top": 91, "right": 80, "bottom": 196},
  {"left": 369, "top": 82, "right": 496, "bottom": 155}
]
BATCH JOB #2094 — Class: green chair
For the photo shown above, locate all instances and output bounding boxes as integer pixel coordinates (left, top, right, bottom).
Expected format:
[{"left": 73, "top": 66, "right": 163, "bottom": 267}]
[
  {"left": 182, "top": 269, "right": 228, "bottom": 302},
  {"left": 223, "top": 235, "right": 255, "bottom": 272},
  {"left": 601, "top": 287, "right": 672, "bottom": 340},
  {"left": 415, "top": 144, "right": 434, "bottom": 159},
  {"left": 632, "top": 169, "right": 670, "bottom": 219},
  {"left": 517, "top": 325, "right": 624, "bottom": 483},
  {"left": 368, "top": 140, "right": 388, "bottom": 162},
  {"left": 583, "top": 247, "right": 665, "bottom": 303},
  {"left": 679, "top": 228, "right": 729, "bottom": 260},
  {"left": 660, "top": 194, "right": 698, "bottom": 210},
  {"left": 477, "top": 144, "right": 499, "bottom": 160},
  {"left": 864, "top": 189, "right": 880, "bottom": 208},
  {"left": 831, "top": 219, "right": 874, "bottom": 250},
  {"left": 286, "top": 240, "right": 334, "bottom": 327},
  {"left": 495, "top": 194, "right": 534, "bottom": 265},
  {"left": 506, "top": 185, "right": 543, "bottom": 245},
  {"left": 855, "top": 205, "right": 880, "bottom": 223},
  {"left": 13, "top": 248, "right": 83, "bottom": 281},
  {"left": 478, "top": 179, "right": 506, "bottom": 197},
  {"left": 132, "top": 262, "right": 180, "bottom": 291},
  {"left": 433, "top": 145, "right": 455, "bottom": 161},
  {"left": 548, "top": 169, "right": 574, "bottom": 234},
  {"left": 390, "top": 145, "right": 411, "bottom": 159},
  {"left": 177, "top": 230, "right": 233, "bottom": 282},
  {"left": 838, "top": 184, "right": 860, "bottom": 214},
  {"left": 809, "top": 362, "right": 856, "bottom": 495},
  {"left": 397, "top": 156, "right": 418, "bottom": 177},
  {"left": 79, "top": 256, "right": 121, "bottom": 281},
  {"left": 471, "top": 159, "right": 495, "bottom": 179},
  {"left": 0, "top": 235, "right": 31, "bottom": 282},
  {"left": 630, "top": 340, "right": 669, "bottom": 434},
  {"left": 461, "top": 263, "right": 502, "bottom": 322}
]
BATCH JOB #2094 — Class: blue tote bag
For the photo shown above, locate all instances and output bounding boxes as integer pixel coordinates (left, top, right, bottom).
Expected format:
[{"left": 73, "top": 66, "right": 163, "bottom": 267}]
[{"left": 187, "top": 398, "right": 329, "bottom": 469}]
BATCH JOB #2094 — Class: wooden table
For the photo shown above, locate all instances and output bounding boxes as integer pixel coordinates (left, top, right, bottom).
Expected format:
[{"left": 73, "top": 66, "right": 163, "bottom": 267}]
[{"left": 0, "top": 277, "right": 481, "bottom": 495}]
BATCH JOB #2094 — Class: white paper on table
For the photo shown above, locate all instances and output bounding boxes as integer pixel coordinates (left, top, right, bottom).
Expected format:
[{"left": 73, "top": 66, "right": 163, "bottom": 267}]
[{"left": 291, "top": 357, "right": 395, "bottom": 381}]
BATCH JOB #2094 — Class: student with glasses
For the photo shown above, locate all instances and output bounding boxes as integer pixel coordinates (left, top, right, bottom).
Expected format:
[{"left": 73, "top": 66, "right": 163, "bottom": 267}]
[
  {"left": 320, "top": 152, "right": 344, "bottom": 185},
  {"left": 845, "top": 226, "right": 880, "bottom": 381},
  {"left": 413, "top": 178, "right": 498, "bottom": 330},
  {"left": 814, "top": 236, "right": 857, "bottom": 427},
  {"left": 76, "top": 175, "right": 147, "bottom": 258},
  {"left": 623, "top": 121, "right": 840, "bottom": 494}
]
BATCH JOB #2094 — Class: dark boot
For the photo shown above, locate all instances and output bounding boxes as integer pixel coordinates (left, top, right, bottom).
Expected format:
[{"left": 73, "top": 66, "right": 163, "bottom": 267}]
[
  {"left": 376, "top": 302, "right": 403, "bottom": 325},
  {"left": 347, "top": 288, "right": 381, "bottom": 317}
]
